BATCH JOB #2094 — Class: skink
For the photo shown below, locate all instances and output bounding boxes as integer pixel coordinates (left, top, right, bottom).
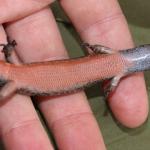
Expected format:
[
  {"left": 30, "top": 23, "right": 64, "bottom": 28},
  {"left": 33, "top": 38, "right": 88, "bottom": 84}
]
[{"left": 0, "top": 42, "right": 150, "bottom": 100}]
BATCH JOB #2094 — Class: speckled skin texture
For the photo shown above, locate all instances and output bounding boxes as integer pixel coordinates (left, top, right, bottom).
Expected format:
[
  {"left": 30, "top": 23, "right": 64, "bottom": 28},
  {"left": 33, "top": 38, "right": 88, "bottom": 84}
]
[{"left": 120, "top": 44, "right": 150, "bottom": 73}]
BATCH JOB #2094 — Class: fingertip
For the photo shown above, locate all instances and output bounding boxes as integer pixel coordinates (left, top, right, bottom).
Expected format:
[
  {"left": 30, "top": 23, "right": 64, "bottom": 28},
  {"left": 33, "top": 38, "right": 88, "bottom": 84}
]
[{"left": 108, "top": 73, "right": 149, "bottom": 128}]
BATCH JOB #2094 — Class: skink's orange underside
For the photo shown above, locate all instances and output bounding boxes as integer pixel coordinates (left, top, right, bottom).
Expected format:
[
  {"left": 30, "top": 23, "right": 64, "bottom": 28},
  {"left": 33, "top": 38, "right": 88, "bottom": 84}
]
[{"left": 3, "top": 53, "right": 130, "bottom": 95}]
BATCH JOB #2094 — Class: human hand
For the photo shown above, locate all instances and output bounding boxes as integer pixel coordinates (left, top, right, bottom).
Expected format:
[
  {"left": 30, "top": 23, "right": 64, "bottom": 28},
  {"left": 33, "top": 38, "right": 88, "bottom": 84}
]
[{"left": 0, "top": 0, "right": 148, "bottom": 149}]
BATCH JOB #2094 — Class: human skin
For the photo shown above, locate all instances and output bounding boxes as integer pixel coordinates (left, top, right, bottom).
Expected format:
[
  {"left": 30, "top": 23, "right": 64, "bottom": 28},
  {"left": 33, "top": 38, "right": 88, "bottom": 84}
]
[{"left": 0, "top": 0, "right": 148, "bottom": 150}]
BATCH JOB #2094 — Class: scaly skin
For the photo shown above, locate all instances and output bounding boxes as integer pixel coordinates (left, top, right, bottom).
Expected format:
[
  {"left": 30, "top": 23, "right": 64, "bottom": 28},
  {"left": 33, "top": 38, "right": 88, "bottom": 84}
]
[{"left": 0, "top": 53, "right": 130, "bottom": 97}]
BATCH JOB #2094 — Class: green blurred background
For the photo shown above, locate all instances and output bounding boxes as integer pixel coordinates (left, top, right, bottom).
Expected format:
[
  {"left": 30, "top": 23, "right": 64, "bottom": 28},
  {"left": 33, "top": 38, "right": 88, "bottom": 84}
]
[{"left": 1, "top": 1, "right": 150, "bottom": 149}]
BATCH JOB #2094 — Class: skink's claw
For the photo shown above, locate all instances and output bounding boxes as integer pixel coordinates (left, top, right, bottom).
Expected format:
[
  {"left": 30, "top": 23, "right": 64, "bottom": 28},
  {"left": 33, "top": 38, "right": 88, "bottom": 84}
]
[{"left": 103, "top": 80, "right": 115, "bottom": 99}]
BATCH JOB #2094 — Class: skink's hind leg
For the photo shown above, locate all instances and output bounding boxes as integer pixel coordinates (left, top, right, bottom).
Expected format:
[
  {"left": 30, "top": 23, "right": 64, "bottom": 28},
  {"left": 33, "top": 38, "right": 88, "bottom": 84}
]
[
  {"left": 0, "top": 81, "right": 17, "bottom": 100},
  {"left": 82, "top": 43, "right": 115, "bottom": 54},
  {"left": 103, "top": 73, "right": 124, "bottom": 98}
]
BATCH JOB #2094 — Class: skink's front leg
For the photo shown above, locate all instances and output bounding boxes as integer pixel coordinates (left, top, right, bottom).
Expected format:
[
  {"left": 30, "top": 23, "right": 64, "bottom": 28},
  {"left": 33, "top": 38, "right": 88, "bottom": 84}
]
[
  {"left": 0, "top": 38, "right": 21, "bottom": 100},
  {"left": 0, "top": 37, "right": 22, "bottom": 65},
  {"left": 0, "top": 37, "right": 17, "bottom": 63}
]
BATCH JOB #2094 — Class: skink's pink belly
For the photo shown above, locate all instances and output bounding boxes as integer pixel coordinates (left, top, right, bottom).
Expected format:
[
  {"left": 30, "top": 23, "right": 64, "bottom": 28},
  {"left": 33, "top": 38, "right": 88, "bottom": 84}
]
[{"left": 9, "top": 54, "right": 129, "bottom": 92}]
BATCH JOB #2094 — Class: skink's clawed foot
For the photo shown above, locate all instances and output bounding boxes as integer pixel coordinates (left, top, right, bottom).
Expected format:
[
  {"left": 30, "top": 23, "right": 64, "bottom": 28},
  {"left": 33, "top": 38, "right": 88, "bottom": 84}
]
[
  {"left": 103, "top": 81, "right": 115, "bottom": 99},
  {"left": 103, "top": 74, "right": 124, "bottom": 99},
  {"left": 82, "top": 42, "right": 115, "bottom": 54},
  {"left": 0, "top": 37, "right": 17, "bottom": 63}
]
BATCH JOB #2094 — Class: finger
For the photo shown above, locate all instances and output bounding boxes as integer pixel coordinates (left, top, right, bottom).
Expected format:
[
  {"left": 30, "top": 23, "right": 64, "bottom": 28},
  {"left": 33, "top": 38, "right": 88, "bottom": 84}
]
[
  {"left": 60, "top": 0, "right": 148, "bottom": 128},
  {"left": 0, "top": 27, "right": 53, "bottom": 149},
  {"left": 0, "top": 0, "right": 54, "bottom": 24},
  {"left": 5, "top": 8, "right": 106, "bottom": 149}
]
